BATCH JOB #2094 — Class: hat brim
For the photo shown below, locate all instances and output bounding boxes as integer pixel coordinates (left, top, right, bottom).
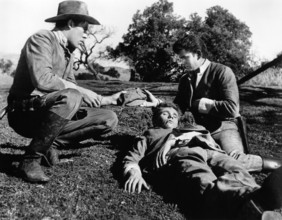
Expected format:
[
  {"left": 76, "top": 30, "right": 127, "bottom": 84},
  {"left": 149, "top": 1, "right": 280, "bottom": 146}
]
[{"left": 45, "top": 14, "right": 100, "bottom": 25}]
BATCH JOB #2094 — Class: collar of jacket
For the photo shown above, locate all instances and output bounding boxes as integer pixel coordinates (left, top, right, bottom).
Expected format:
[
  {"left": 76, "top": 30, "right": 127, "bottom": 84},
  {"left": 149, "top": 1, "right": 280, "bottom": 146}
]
[{"left": 52, "top": 29, "right": 72, "bottom": 55}]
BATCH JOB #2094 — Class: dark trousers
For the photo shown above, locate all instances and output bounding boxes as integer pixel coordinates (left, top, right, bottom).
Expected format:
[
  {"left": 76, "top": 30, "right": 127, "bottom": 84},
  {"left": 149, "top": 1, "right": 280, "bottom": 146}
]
[
  {"left": 8, "top": 89, "right": 118, "bottom": 149},
  {"left": 168, "top": 146, "right": 260, "bottom": 217}
]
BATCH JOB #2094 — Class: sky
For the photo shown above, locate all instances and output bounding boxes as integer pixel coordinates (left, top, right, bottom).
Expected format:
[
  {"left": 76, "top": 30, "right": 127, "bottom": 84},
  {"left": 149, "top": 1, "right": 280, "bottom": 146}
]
[{"left": 1, "top": 0, "right": 282, "bottom": 61}]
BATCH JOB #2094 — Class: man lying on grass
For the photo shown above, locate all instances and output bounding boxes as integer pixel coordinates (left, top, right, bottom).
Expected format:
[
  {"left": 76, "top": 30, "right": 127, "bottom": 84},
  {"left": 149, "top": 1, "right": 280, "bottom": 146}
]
[{"left": 123, "top": 102, "right": 282, "bottom": 220}]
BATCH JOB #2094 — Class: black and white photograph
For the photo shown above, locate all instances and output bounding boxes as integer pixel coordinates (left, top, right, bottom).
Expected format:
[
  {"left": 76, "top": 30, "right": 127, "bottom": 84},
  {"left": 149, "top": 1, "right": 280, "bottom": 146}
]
[{"left": 0, "top": 0, "right": 282, "bottom": 219}]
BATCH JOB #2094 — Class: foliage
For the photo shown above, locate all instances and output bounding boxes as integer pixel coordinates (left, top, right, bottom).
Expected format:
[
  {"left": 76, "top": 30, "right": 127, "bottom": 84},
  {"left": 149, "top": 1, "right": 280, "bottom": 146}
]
[
  {"left": 109, "top": 0, "right": 187, "bottom": 82},
  {"left": 103, "top": 67, "right": 121, "bottom": 78},
  {"left": 0, "top": 58, "right": 13, "bottom": 74},
  {"left": 187, "top": 6, "right": 252, "bottom": 77},
  {"left": 74, "top": 26, "right": 114, "bottom": 79},
  {"left": 109, "top": 1, "right": 253, "bottom": 81}
]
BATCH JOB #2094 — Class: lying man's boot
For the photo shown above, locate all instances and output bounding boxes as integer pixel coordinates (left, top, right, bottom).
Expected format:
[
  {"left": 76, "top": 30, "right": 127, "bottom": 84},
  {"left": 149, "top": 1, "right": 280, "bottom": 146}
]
[
  {"left": 262, "top": 157, "right": 282, "bottom": 172},
  {"left": 262, "top": 211, "right": 282, "bottom": 220},
  {"left": 19, "top": 154, "right": 49, "bottom": 183},
  {"left": 237, "top": 199, "right": 282, "bottom": 220}
]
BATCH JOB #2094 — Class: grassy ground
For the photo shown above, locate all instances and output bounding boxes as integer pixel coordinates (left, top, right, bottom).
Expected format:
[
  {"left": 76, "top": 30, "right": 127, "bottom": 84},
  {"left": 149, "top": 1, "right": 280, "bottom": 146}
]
[
  {"left": 245, "top": 68, "right": 282, "bottom": 87},
  {"left": 0, "top": 80, "right": 282, "bottom": 220}
]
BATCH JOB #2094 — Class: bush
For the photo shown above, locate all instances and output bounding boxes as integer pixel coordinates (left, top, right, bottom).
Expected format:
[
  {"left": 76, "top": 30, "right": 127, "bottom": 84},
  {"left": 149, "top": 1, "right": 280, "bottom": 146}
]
[{"left": 0, "top": 58, "right": 13, "bottom": 74}]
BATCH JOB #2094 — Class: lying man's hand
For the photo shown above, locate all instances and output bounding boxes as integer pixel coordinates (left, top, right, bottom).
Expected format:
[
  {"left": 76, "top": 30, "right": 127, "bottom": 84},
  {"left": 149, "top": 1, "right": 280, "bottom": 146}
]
[
  {"left": 108, "top": 91, "right": 127, "bottom": 105},
  {"left": 156, "top": 139, "right": 175, "bottom": 168},
  {"left": 124, "top": 168, "right": 149, "bottom": 194},
  {"left": 140, "top": 90, "right": 161, "bottom": 107}
]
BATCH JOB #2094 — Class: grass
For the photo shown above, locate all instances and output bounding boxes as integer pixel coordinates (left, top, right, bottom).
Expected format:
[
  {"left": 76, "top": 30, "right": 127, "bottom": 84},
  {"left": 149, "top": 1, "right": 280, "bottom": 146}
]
[
  {"left": 0, "top": 80, "right": 282, "bottom": 219},
  {"left": 245, "top": 67, "right": 282, "bottom": 87}
]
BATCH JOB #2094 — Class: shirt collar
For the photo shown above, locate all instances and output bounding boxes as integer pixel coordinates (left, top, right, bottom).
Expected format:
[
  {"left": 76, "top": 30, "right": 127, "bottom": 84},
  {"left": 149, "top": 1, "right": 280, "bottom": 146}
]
[
  {"left": 52, "top": 30, "right": 68, "bottom": 48},
  {"left": 199, "top": 59, "right": 211, "bottom": 75}
]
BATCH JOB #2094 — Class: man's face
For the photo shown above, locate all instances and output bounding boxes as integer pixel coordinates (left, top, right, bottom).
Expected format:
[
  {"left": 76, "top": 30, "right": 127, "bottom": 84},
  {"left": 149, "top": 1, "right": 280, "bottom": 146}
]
[
  {"left": 67, "top": 21, "right": 88, "bottom": 50},
  {"left": 177, "top": 49, "right": 200, "bottom": 71},
  {"left": 157, "top": 107, "right": 179, "bottom": 129}
]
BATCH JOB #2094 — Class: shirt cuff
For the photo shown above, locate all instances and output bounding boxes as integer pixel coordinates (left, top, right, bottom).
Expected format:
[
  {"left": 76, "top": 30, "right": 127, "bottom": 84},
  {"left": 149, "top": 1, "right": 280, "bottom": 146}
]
[
  {"left": 124, "top": 163, "right": 142, "bottom": 176},
  {"left": 156, "top": 98, "right": 163, "bottom": 106},
  {"left": 198, "top": 98, "right": 215, "bottom": 114}
]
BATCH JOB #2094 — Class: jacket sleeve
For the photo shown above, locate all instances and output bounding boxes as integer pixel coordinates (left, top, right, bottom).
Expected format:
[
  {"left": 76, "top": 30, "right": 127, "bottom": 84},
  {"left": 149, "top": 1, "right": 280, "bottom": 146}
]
[
  {"left": 25, "top": 32, "right": 65, "bottom": 92},
  {"left": 209, "top": 66, "right": 240, "bottom": 118},
  {"left": 174, "top": 76, "right": 191, "bottom": 113},
  {"left": 123, "top": 136, "right": 148, "bottom": 176}
]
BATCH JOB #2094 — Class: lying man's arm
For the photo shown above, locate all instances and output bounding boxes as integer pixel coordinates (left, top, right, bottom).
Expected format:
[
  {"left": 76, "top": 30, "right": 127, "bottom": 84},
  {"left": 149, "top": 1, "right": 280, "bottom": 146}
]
[
  {"left": 124, "top": 166, "right": 149, "bottom": 194},
  {"left": 123, "top": 136, "right": 150, "bottom": 193},
  {"left": 62, "top": 79, "right": 125, "bottom": 107},
  {"left": 140, "top": 90, "right": 162, "bottom": 107}
]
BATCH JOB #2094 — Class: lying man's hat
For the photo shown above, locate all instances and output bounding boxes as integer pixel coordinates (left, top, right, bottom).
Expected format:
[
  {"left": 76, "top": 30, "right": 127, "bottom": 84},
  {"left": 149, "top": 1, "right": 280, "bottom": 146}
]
[{"left": 45, "top": 0, "right": 100, "bottom": 25}]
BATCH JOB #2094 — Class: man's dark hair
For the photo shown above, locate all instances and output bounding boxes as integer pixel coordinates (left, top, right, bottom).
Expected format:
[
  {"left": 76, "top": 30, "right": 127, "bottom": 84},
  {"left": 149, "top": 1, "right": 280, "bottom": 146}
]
[
  {"left": 173, "top": 34, "right": 208, "bottom": 58},
  {"left": 152, "top": 102, "right": 180, "bottom": 127},
  {"left": 55, "top": 19, "right": 88, "bottom": 31}
]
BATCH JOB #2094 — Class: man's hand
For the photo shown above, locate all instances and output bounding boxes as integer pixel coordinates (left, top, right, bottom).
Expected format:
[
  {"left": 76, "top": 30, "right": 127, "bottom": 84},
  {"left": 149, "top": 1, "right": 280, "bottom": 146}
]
[
  {"left": 156, "top": 139, "right": 175, "bottom": 168},
  {"left": 124, "top": 168, "right": 149, "bottom": 194},
  {"left": 99, "top": 91, "right": 127, "bottom": 106},
  {"left": 192, "top": 98, "right": 215, "bottom": 114},
  {"left": 109, "top": 91, "right": 127, "bottom": 105},
  {"left": 81, "top": 89, "right": 102, "bottom": 107},
  {"left": 140, "top": 90, "right": 161, "bottom": 107}
]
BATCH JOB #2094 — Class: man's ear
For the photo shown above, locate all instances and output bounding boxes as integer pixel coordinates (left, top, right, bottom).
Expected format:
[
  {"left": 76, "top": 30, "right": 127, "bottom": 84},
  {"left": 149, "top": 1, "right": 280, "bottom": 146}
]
[
  {"left": 67, "top": 19, "right": 74, "bottom": 29},
  {"left": 196, "top": 50, "right": 202, "bottom": 59}
]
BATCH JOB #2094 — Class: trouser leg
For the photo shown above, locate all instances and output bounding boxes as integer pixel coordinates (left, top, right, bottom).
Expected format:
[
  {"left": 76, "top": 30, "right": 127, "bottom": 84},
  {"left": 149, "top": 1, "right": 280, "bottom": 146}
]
[
  {"left": 169, "top": 147, "right": 260, "bottom": 218},
  {"left": 212, "top": 124, "right": 264, "bottom": 172},
  {"left": 18, "top": 89, "right": 82, "bottom": 182},
  {"left": 206, "top": 150, "right": 260, "bottom": 217},
  {"left": 26, "top": 89, "right": 82, "bottom": 154},
  {"left": 54, "top": 107, "right": 118, "bottom": 148}
]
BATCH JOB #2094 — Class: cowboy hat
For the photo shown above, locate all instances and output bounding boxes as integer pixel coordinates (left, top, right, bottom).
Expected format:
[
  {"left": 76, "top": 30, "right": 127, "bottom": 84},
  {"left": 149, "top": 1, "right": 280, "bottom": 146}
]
[{"left": 45, "top": 0, "right": 100, "bottom": 25}]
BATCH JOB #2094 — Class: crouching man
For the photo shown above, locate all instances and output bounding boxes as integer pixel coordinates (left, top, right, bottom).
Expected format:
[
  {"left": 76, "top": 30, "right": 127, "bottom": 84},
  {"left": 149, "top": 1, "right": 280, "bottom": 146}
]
[
  {"left": 123, "top": 102, "right": 282, "bottom": 220},
  {"left": 7, "top": 0, "right": 124, "bottom": 183}
]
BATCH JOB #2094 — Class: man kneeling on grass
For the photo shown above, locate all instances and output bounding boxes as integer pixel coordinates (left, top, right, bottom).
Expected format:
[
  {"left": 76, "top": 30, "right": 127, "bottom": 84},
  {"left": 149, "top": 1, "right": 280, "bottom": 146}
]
[{"left": 123, "top": 102, "right": 282, "bottom": 220}]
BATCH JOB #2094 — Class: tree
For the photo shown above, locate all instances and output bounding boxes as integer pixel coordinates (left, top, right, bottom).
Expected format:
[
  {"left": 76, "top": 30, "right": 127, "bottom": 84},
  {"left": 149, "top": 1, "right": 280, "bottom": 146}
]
[
  {"left": 109, "top": 1, "right": 253, "bottom": 81},
  {"left": 109, "top": 0, "right": 187, "bottom": 81},
  {"left": 187, "top": 6, "right": 252, "bottom": 77},
  {"left": 74, "top": 25, "right": 114, "bottom": 78}
]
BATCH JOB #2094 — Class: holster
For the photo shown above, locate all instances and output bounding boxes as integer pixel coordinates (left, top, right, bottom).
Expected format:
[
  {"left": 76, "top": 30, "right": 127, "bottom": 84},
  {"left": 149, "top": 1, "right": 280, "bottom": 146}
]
[{"left": 7, "top": 95, "right": 44, "bottom": 112}]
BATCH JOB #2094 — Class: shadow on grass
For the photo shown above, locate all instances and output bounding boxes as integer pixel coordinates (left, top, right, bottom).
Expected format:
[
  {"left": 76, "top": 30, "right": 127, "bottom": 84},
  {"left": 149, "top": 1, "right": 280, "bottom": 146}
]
[
  {"left": 247, "top": 109, "right": 282, "bottom": 127},
  {"left": 240, "top": 86, "right": 282, "bottom": 108},
  {"left": 108, "top": 133, "right": 136, "bottom": 187},
  {"left": 0, "top": 144, "right": 22, "bottom": 177}
]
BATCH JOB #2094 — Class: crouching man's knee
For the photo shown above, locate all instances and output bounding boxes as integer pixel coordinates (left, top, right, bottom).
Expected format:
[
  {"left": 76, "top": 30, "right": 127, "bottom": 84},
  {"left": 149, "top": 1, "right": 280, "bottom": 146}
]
[
  {"left": 61, "top": 88, "right": 82, "bottom": 108},
  {"left": 56, "top": 89, "right": 82, "bottom": 119},
  {"left": 105, "top": 110, "right": 118, "bottom": 131}
]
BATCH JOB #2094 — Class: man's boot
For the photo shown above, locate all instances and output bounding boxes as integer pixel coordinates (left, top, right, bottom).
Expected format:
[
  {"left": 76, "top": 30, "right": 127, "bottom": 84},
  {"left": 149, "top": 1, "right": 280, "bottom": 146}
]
[
  {"left": 43, "top": 145, "right": 60, "bottom": 167},
  {"left": 19, "top": 111, "right": 68, "bottom": 183},
  {"left": 19, "top": 153, "right": 50, "bottom": 183},
  {"left": 237, "top": 199, "right": 282, "bottom": 220},
  {"left": 262, "top": 157, "right": 282, "bottom": 172}
]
